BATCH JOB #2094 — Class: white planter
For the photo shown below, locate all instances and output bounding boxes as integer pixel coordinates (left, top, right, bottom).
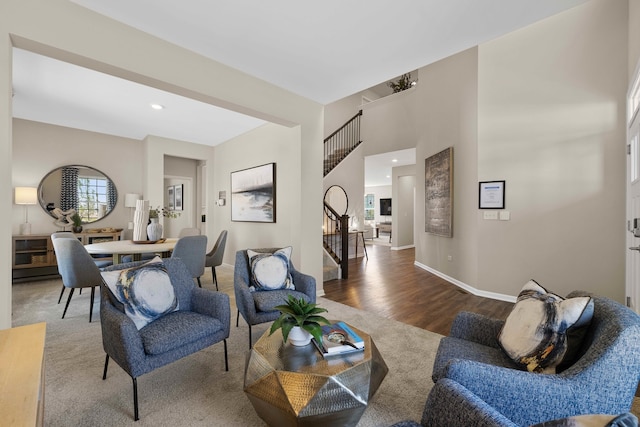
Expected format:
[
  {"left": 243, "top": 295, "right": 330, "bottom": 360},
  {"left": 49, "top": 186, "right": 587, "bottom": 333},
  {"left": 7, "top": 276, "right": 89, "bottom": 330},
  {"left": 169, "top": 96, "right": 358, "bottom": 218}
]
[
  {"left": 147, "top": 218, "right": 163, "bottom": 241},
  {"left": 288, "top": 326, "right": 312, "bottom": 346}
]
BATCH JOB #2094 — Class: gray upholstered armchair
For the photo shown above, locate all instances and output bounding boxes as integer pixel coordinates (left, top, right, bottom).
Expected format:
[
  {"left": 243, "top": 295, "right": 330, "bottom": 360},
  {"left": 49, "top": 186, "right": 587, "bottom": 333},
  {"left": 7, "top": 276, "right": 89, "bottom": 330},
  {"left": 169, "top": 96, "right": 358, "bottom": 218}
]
[
  {"left": 429, "top": 292, "right": 640, "bottom": 426},
  {"left": 100, "top": 258, "right": 230, "bottom": 421},
  {"left": 234, "top": 248, "right": 316, "bottom": 348}
]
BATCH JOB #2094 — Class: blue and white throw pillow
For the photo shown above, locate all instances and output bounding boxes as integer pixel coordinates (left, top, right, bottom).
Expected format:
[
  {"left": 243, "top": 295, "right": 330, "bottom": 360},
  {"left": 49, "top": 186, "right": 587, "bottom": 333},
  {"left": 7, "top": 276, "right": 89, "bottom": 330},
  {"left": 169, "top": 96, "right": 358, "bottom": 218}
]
[
  {"left": 531, "top": 413, "right": 638, "bottom": 427},
  {"left": 498, "top": 280, "right": 593, "bottom": 373},
  {"left": 102, "top": 257, "right": 178, "bottom": 329},
  {"left": 247, "top": 247, "right": 295, "bottom": 292}
]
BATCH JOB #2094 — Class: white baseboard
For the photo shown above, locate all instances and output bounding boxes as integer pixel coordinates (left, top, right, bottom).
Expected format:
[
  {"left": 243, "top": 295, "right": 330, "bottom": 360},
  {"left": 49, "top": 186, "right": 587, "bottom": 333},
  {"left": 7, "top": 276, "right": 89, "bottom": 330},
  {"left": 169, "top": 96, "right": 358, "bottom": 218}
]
[
  {"left": 391, "top": 245, "right": 415, "bottom": 251},
  {"left": 414, "top": 261, "right": 516, "bottom": 303}
]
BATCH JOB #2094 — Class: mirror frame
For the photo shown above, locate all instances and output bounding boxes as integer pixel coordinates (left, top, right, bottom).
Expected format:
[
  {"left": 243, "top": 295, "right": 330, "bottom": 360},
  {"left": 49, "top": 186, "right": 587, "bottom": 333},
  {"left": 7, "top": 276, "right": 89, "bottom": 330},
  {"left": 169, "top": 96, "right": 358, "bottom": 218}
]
[
  {"left": 38, "top": 164, "right": 118, "bottom": 224},
  {"left": 323, "top": 185, "right": 349, "bottom": 220}
]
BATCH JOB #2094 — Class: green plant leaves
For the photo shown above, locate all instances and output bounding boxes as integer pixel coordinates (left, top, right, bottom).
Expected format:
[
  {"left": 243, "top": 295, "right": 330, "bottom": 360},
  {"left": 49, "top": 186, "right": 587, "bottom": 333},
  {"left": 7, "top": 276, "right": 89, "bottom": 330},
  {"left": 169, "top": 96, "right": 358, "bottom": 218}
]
[{"left": 269, "top": 295, "right": 330, "bottom": 344}]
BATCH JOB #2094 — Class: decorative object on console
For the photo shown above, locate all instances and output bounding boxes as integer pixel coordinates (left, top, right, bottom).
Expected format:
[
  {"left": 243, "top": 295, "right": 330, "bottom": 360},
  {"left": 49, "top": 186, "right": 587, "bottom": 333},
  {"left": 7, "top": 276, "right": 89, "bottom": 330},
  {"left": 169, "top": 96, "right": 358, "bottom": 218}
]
[
  {"left": 51, "top": 207, "right": 76, "bottom": 230},
  {"left": 70, "top": 212, "right": 83, "bottom": 233},
  {"left": 269, "top": 295, "right": 330, "bottom": 347},
  {"left": 124, "top": 193, "right": 141, "bottom": 230},
  {"left": 132, "top": 200, "right": 149, "bottom": 241},
  {"left": 425, "top": 146, "right": 453, "bottom": 237},
  {"left": 14, "top": 186, "right": 37, "bottom": 235}
]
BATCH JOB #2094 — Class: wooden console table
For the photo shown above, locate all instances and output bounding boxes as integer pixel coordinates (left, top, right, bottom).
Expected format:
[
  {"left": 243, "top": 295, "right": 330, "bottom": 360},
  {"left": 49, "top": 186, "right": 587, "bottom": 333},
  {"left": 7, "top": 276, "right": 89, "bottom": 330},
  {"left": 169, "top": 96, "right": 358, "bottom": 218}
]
[
  {"left": 0, "top": 322, "right": 46, "bottom": 426},
  {"left": 12, "top": 231, "right": 120, "bottom": 282}
]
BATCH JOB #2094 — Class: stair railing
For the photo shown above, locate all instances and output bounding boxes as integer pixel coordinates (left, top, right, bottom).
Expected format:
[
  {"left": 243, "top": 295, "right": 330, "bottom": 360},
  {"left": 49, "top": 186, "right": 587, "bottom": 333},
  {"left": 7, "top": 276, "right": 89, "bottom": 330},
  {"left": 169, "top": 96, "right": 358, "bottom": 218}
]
[
  {"left": 323, "top": 201, "right": 349, "bottom": 279},
  {"left": 324, "top": 110, "right": 363, "bottom": 176}
]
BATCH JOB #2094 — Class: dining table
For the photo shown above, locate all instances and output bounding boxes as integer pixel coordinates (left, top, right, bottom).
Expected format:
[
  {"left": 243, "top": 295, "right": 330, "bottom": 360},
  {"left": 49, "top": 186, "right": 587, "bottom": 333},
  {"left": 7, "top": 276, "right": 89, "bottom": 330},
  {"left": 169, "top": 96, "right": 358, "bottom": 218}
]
[{"left": 84, "top": 238, "right": 178, "bottom": 265}]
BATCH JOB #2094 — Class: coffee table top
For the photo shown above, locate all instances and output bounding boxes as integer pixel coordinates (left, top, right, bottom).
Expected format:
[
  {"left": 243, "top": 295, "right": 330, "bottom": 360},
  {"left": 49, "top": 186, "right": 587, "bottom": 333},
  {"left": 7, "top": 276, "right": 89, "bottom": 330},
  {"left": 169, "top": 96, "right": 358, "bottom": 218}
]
[{"left": 249, "top": 323, "right": 369, "bottom": 375}]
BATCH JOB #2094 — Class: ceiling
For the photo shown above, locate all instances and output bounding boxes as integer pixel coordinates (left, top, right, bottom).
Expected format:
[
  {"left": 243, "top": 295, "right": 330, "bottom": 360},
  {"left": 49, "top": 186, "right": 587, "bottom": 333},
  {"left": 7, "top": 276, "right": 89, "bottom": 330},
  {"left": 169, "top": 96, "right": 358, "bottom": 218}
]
[
  {"left": 12, "top": 0, "right": 589, "bottom": 183},
  {"left": 365, "top": 149, "right": 416, "bottom": 188}
]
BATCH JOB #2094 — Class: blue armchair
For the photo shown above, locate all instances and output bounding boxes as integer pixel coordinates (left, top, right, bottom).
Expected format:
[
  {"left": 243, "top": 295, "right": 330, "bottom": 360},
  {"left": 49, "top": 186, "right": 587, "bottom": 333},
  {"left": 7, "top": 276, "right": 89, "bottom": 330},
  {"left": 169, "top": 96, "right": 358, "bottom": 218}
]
[
  {"left": 391, "top": 378, "right": 638, "bottom": 427},
  {"left": 234, "top": 248, "right": 316, "bottom": 348},
  {"left": 430, "top": 292, "right": 640, "bottom": 426},
  {"left": 100, "top": 258, "right": 230, "bottom": 421}
]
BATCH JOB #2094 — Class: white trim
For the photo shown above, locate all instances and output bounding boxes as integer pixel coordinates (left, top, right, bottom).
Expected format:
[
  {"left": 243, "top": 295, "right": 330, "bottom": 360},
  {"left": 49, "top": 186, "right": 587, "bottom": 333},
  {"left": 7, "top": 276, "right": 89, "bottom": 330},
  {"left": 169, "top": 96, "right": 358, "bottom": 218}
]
[
  {"left": 414, "top": 261, "right": 517, "bottom": 303},
  {"left": 391, "top": 244, "right": 415, "bottom": 251}
]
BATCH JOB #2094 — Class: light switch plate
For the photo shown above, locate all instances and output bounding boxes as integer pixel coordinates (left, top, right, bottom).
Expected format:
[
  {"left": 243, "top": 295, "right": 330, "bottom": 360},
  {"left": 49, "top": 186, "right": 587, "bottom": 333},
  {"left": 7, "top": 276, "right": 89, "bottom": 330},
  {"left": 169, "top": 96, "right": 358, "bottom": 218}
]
[
  {"left": 499, "top": 211, "right": 510, "bottom": 221},
  {"left": 483, "top": 211, "right": 498, "bottom": 220}
]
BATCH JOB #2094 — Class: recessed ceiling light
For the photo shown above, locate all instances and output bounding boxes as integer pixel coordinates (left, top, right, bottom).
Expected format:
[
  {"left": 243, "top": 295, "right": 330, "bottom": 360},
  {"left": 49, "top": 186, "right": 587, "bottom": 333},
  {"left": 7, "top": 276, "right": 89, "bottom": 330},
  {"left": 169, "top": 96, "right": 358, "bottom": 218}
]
[
  {"left": 150, "top": 103, "right": 164, "bottom": 110},
  {"left": 392, "top": 159, "right": 398, "bottom": 162},
  {"left": 386, "top": 175, "right": 391, "bottom": 178}
]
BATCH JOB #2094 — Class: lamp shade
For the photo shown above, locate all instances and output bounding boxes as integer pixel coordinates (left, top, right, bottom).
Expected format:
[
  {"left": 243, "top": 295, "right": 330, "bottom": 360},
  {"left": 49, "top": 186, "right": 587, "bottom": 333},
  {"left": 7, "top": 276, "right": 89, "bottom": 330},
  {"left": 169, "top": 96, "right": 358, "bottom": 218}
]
[
  {"left": 124, "top": 193, "right": 142, "bottom": 208},
  {"left": 15, "top": 187, "right": 37, "bottom": 205}
]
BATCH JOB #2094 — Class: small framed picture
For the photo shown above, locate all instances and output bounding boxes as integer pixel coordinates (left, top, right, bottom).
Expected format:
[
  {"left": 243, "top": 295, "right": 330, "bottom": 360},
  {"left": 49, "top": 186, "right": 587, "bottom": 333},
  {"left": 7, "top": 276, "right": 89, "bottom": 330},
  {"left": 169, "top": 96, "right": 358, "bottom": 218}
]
[
  {"left": 479, "top": 181, "right": 505, "bottom": 209},
  {"left": 167, "top": 186, "right": 175, "bottom": 210},
  {"left": 174, "top": 184, "right": 183, "bottom": 211}
]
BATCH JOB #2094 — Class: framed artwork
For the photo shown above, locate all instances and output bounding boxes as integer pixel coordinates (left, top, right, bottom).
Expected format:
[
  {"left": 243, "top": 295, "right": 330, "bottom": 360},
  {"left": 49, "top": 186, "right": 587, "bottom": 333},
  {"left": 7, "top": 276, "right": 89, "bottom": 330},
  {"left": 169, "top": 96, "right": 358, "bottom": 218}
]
[
  {"left": 231, "top": 163, "right": 276, "bottom": 222},
  {"left": 174, "top": 184, "right": 183, "bottom": 211},
  {"left": 479, "top": 181, "right": 505, "bottom": 209},
  {"left": 365, "top": 194, "right": 374, "bottom": 209},
  {"left": 425, "top": 147, "right": 453, "bottom": 237},
  {"left": 167, "top": 186, "right": 175, "bottom": 210}
]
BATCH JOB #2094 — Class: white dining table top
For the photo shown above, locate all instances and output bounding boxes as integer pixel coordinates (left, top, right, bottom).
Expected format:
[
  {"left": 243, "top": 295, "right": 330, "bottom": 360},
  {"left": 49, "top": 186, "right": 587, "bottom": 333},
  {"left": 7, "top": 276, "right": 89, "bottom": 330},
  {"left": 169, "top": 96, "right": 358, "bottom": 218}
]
[{"left": 84, "top": 238, "right": 178, "bottom": 263}]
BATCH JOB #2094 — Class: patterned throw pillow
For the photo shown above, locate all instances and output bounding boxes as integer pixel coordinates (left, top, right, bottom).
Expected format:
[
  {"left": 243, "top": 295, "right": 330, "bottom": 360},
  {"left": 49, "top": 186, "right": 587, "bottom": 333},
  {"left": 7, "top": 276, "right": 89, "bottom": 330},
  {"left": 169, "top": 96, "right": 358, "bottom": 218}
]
[
  {"left": 530, "top": 413, "right": 638, "bottom": 427},
  {"left": 498, "top": 280, "right": 594, "bottom": 373},
  {"left": 101, "top": 257, "right": 178, "bottom": 330},
  {"left": 247, "top": 247, "right": 295, "bottom": 292}
]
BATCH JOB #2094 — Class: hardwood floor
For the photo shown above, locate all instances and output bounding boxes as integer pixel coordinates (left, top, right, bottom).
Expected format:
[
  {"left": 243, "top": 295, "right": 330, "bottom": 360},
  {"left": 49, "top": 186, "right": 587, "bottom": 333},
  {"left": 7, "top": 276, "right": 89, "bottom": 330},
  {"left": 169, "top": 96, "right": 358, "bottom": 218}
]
[{"left": 322, "top": 243, "right": 514, "bottom": 336}]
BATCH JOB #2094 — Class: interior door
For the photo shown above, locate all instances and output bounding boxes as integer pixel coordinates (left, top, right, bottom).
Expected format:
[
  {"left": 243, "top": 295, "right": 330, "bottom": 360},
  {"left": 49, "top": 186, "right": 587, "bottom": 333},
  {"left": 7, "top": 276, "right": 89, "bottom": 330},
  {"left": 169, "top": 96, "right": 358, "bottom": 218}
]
[{"left": 626, "top": 64, "right": 640, "bottom": 312}]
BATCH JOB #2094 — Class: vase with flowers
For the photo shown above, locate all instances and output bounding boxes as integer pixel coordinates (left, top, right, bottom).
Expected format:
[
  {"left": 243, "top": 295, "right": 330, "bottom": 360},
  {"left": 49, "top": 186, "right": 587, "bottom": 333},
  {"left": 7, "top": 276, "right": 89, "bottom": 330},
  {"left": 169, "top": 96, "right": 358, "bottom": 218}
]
[{"left": 147, "top": 206, "right": 180, "bottom": 241}]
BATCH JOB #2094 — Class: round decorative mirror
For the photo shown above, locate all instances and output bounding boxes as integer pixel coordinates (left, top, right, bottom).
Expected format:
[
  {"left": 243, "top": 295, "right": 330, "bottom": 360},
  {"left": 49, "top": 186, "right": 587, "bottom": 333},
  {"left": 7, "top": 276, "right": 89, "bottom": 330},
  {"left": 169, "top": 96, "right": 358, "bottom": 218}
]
[
  {"left": 38, "top": 165, "right": 118, "bottom": 224},
  {"left": 323, "top": 185, "right": 348, "bottom": 220}
]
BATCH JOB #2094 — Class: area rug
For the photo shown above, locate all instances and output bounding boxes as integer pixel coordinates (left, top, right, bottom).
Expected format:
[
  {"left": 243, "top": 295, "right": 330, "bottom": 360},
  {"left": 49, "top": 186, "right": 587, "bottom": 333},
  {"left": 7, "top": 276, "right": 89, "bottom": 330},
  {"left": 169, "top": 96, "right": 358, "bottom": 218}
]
[{"left": 11, "top": 265, "right": 440, "bottom": 426}]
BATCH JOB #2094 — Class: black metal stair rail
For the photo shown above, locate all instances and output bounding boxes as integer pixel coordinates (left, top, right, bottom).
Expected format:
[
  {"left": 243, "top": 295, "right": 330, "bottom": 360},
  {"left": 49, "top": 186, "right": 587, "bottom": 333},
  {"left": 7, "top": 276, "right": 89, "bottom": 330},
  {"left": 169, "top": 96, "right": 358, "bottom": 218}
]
[
  {"left": 323, "top": 110, "right": 363, "bottom": 176},
  {"left": 323, "top": 201, "right": 350, "bottom": 279}
]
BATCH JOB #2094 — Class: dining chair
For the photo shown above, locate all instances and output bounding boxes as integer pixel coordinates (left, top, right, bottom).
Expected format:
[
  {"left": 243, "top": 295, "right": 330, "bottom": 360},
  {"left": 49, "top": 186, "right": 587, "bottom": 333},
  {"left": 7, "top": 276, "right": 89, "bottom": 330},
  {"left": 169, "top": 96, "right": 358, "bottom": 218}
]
[
  {"left": 52, "top": 232, "right": 78, "bottom": 304},
  {"left": 205, "top": 230, "right": 227, "bottom": 291},
  {"left": 120, "top": 229, "right": 156, "bottom": 263},
  {"left": 52, "top": 231, "right": 112, "bottom": 303},
  {"left": 178, "top": 227, "right": 201, "bottom": 237},
  {"left": 52, "top": 236, "right": 104, "bottom": 322},
  {"left": 171, "top": 235, "right": 207, "bottom": 287}
]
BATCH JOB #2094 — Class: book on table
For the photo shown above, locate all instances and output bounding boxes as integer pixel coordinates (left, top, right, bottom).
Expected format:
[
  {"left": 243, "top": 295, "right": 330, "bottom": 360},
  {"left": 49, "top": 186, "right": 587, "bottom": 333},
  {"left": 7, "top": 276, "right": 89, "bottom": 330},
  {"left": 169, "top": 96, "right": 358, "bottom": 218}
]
[{"left": 313, "top": 321, "right": 365, "bottom": 357}]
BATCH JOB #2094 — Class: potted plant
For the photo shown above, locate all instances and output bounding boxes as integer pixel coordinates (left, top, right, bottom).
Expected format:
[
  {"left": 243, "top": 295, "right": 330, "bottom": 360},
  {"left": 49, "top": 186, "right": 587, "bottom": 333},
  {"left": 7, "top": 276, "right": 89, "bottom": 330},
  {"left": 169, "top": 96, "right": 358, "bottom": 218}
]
[
  {"left": 387, "top": 72, "right": 415, "bottom": 93},
  {"left": 269, "top": 295, "right": 330, "bottom": 346},
  {"left": 147, "top": 206, "right": 180, "bottom": 241},
  {"left": 70, "top": 212, "right": 83, "bottom": 233}
]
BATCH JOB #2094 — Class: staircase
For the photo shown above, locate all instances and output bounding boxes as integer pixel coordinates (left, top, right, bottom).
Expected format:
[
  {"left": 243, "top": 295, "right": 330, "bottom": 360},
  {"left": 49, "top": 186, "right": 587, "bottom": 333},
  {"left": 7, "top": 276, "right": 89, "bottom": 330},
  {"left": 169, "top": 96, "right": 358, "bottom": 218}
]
[
  {"left": 324, "top": 110, "right": 362, "bottom": 176},
  {"left": 322, "top": 110, "right": 362, "bottom": 280}
]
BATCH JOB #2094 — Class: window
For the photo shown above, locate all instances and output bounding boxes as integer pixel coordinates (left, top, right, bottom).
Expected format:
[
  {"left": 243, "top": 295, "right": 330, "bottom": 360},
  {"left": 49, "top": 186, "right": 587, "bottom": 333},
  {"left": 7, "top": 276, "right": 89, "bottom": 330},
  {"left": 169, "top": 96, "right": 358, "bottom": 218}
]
[
  {"left": 630, "top": 68, "right": 640, "bottom": 125},
  {"left": 632, "top": 134, "right": 639, "bottom": 183},
  {"left": 77, "top": 176, "right": 109, "bottom": 222}
]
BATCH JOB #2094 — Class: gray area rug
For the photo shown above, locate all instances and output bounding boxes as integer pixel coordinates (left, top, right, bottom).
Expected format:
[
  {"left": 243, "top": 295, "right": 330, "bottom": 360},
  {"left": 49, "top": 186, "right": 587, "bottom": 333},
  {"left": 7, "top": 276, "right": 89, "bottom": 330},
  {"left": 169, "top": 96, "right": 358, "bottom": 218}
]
[{"left": 12, "top": 264, "right": 440, "bottom": 426}]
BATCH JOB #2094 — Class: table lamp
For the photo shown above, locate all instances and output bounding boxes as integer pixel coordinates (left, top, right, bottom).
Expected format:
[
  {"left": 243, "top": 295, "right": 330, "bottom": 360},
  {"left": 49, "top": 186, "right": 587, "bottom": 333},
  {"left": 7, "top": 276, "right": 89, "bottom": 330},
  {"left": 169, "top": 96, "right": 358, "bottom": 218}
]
[
  {"left": 15, "top": 186, "right": 38, "bottom": 235},
  {"left": 124, "top": 193, "right": 142, "bottom": 229}
]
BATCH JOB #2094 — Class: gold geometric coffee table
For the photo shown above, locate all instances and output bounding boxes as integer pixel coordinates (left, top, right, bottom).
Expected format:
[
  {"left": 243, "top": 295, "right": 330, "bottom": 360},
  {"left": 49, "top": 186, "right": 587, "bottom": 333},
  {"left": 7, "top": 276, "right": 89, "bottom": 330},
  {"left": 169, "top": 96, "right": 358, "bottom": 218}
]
[{"left": 244, "top": 323, "right": 388, "bottom": 427}]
